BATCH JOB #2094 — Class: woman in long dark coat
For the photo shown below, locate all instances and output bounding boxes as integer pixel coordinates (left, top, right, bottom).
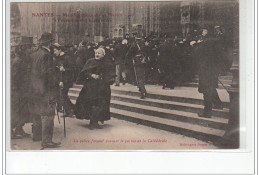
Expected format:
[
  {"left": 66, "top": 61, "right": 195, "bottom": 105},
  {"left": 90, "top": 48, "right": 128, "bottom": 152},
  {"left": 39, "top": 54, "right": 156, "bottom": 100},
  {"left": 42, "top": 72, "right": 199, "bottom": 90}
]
[{"left": 74, "top": 48, "right": 115, "bottom": 129}]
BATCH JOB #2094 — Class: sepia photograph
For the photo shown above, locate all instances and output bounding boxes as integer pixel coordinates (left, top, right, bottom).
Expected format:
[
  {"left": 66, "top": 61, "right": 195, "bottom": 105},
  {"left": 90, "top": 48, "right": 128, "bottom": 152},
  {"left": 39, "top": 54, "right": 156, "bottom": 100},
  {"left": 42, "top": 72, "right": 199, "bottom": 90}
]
[{"left": 9, "top": 0, "right": 240, "bottom": 150}]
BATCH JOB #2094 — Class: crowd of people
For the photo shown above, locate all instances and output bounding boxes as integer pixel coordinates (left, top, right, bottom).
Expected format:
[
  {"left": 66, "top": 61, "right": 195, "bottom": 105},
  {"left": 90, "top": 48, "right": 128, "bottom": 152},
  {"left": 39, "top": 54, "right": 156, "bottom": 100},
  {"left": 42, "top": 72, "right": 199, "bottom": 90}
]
[{"left": 11, "top": 26, "right": 232, "bottom": 149}]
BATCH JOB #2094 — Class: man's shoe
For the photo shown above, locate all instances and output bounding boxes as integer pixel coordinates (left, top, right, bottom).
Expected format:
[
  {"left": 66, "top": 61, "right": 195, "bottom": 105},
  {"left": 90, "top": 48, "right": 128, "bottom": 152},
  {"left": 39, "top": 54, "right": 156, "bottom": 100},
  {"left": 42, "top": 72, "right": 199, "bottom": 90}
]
[
  {"left": 140, "top": 93, "right": 146, "bottom": 99},
  {"left": 88, "top": 124, "right": 95, "bottom": 130},
  {"left": 41, "top": 142, "right": 61, "bottom": 148},
  {"left": 162, "top": 84, "right": 166, "bottom": 89},
  {"left": 198, "top": 112, "right": 211, "bottom": 118},
  {"left": 50, "top": 141, "right": 61, "bottom": 146}
]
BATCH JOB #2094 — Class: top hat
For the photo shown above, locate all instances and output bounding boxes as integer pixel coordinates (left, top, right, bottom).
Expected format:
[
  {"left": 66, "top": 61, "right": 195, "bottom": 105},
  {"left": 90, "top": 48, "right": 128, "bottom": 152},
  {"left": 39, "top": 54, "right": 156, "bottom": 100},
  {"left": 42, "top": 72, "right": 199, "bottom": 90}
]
[
  {"left": 39, "top": 32, "right": 55, "bottom": 44},
  {"left": 20, "top": 36, "right": 34, "bottom": 45}
]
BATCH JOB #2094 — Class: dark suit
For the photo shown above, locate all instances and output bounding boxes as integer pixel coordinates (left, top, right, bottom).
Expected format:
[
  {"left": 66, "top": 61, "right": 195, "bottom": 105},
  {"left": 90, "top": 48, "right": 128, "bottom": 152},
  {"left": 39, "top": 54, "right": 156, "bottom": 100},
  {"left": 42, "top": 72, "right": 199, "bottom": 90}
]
[
  {"left": 197, "top": 36, "right": 223, "bottom": 116},
  {"left": 28, "top": 46, "right": 58, "bottom": 144}
]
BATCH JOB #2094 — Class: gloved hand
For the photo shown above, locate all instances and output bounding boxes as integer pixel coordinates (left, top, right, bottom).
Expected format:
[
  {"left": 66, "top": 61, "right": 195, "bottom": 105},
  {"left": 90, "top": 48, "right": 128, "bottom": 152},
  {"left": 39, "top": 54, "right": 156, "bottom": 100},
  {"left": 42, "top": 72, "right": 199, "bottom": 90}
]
[{"left": 91, "top": 74, "right": 100, "bottom": 80}]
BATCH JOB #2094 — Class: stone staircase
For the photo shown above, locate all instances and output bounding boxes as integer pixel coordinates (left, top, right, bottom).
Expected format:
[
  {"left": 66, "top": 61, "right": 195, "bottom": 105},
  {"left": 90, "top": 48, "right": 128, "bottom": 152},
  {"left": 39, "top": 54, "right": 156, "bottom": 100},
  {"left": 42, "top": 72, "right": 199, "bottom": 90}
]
[{"left": 68, "top": 83, "right": 230, "bottom": 145}]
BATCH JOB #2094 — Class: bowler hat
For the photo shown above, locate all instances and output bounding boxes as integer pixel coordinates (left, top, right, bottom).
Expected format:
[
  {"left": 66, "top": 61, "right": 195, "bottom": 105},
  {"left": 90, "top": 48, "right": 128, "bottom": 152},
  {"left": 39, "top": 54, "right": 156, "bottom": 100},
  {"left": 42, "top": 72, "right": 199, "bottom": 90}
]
[{"left": 39, "top": 32, "right": 55, "bottom": 44}]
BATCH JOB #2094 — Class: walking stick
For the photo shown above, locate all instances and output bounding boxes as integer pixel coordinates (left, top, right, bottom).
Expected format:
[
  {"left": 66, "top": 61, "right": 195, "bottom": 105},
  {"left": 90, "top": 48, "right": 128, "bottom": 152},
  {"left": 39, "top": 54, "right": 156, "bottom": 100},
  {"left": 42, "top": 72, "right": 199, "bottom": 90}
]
[
  {"left": 59, "top": 65, "right": 66, "bottom": 138},
  {"left": 56, "top": 104, "right": 61, "bottom": 124},
  {"left": 218, "top": 79, "right": 229, "bottom": 93},
  {"left": 132, "top": 59, "right": 139, "bottom": 87}
]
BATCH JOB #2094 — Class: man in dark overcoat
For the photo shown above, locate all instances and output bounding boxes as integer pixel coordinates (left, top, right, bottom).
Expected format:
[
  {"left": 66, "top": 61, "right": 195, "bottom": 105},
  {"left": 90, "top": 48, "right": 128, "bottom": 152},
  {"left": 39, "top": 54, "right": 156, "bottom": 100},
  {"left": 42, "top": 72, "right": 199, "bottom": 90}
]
[
  {"left": 159, "top": 39, "right": 181, "bottom": 89},
  {"left": 11, "top": 37, "right": 33, "bottom": 139},
  {"left": 28, "top": 32, "right": 61, "bottom": 149},
  {"left": 75, "top": 42, "right": 88, "bottom": 77},
  {"left": 197, "top": 29, "right": 224, "bottom": 118},
  {"left": 126, "top": 32, "right": 148, "bottom": 99}
]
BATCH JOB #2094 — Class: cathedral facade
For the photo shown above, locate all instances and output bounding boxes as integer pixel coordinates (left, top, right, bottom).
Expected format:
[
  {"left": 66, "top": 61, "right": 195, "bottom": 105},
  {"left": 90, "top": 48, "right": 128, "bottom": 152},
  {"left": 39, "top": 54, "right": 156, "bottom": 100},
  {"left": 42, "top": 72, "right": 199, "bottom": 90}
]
[{"left": 11, "top": 1, "right": 238, "bottom": 45}]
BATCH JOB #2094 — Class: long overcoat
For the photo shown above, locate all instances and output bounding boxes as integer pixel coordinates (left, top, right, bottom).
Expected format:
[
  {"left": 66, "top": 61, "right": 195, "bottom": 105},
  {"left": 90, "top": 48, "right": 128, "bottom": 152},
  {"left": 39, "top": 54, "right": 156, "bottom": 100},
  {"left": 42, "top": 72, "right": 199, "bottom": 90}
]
[
  {"left": 197, "top": 37, "right": 222, "bottom": 93},
  {"left": 28, "top": 47, "right": 58, "bottom": 116},
  {"left": 11, "top": 54, "right": 30, "bottom": 125}
]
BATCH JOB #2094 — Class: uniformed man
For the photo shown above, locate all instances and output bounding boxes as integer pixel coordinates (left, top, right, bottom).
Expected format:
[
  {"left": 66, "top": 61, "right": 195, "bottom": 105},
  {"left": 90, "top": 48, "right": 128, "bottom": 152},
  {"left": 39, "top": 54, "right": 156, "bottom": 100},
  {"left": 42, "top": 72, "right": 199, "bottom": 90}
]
[{"left": 126, "top": 32, "right": 147, "bottom": 99}]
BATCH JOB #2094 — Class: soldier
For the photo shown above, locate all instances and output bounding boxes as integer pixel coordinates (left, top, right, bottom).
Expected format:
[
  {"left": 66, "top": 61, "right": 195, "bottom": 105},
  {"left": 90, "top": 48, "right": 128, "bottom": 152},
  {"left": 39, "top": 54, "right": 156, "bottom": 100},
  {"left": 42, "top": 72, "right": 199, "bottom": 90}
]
[
  {"left": 197, "top": 29, "right": 224, "bottom": 118},
  {"left": 126, "top": 32, "right": 147, "bottom": 99},
  {"left": 28, "top": 32, "right": 61, "bottom": 149},
  {"left": 11, "top": 36, "right": 33, "bottom": 139}
]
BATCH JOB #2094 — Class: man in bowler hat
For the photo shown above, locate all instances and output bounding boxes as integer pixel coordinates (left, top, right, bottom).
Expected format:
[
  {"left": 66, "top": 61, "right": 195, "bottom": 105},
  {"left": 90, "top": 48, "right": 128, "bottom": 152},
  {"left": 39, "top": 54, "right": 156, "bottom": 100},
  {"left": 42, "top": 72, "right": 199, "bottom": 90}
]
[{"left": 28, "top": 32, "right": 61, "bottom": 149}]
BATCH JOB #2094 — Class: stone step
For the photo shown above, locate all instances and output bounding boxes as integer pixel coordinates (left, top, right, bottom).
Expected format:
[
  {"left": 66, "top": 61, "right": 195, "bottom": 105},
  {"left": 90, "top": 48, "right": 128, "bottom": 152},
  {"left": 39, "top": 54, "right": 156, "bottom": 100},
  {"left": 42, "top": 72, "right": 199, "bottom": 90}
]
[
  {"left": 68, "top": 92, "right": 228, "bottom": 119},
  {"left": 111, "top": 94, "right": 229, "bottom": 119},
  {"left": 69, "top": 85, "right": 230, "bottom": 108},
  {"left": 110, "top": 108, "right": 225, "bottom": 143},
  {"left": 184, "top": 82, "right": 231, "bottom": 90},
  {"left": 110, "top": 88, "right": 230, "bottom": 108},
  {"left": 192, "top": 79, "right": 232, "bottom": 85},
  {"left": 194, "top": 74, "right": 233, "bottom": 81},
  {"left": 110, "top": 100, "right": 228, "bottom": 130}
]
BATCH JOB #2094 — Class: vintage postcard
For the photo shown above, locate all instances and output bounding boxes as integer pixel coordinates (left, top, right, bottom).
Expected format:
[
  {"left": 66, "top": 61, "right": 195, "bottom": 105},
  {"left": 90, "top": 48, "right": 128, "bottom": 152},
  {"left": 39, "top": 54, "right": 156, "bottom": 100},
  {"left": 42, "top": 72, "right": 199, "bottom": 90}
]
[{"left": 9, "top": 0, "right": 240, "bottom": 151}]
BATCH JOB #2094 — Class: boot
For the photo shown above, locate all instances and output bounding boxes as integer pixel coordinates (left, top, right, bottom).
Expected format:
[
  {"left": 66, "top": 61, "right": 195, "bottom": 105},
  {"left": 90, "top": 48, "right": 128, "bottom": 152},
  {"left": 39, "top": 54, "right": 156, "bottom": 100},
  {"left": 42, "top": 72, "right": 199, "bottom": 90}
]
[
  {"left": 198, "top": 111, "right": 212, "bottom": 118},
  {"left": 89, "top": 120, "right": 95, "bottom": 130},
  {"left": 140, "top": 92, "right": 146, "bottom": 99}
]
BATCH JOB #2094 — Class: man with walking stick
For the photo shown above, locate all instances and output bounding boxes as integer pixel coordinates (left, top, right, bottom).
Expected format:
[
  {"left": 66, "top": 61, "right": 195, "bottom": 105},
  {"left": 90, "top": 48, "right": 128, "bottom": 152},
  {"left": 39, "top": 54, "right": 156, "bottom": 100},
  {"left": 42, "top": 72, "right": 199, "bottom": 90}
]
[{"left": 29, "top": 32, "right": 61, "bottom": 149}]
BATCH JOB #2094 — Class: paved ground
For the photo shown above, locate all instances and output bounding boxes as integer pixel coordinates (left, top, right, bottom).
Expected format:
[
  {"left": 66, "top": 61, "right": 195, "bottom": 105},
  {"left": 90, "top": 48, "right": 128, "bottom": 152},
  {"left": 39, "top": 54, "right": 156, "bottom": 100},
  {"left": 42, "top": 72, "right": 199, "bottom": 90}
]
[{"left": 11, "top": 117, "right": 218, "bottom": 150}]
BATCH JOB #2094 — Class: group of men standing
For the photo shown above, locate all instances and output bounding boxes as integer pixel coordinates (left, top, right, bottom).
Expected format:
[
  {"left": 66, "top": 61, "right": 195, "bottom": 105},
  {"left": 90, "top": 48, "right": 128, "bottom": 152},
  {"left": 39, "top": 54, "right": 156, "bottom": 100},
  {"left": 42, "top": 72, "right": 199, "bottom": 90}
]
[{"left": 11, "top": 33, "right": 68, "bottom": 149}]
